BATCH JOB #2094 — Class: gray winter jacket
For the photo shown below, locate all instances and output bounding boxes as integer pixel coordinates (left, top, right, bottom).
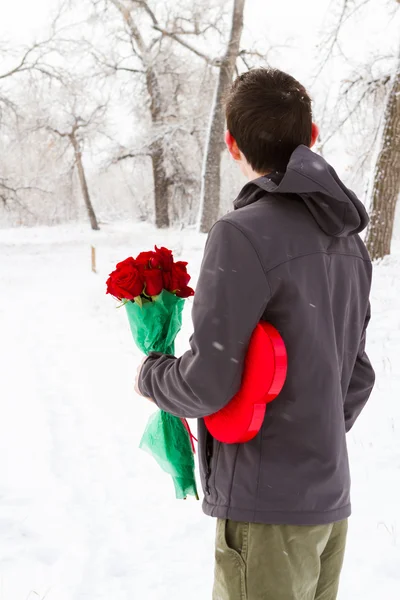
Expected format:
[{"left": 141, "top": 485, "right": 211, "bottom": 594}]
[{"left": 139, "top": 145, "right": 375, "bottom": 525}]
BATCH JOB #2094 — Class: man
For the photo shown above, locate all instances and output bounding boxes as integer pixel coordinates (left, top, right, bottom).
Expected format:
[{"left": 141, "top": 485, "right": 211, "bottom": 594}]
[{"left": 136, "top": 68, "right": 375, "bottom": 599}]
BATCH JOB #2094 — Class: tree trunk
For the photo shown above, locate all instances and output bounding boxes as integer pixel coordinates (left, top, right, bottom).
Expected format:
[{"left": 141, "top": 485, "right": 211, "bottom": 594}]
[
  {"left": 146, "top": 68, "right": 170, "bottom": 228},
  {"left": 198, "top": 0, "right": 246, "bottom": 234},
  {"left": 70, "top": 133, "right": 100, "bottom": 231},
  {"left": 366, "top": 53, "right": 400, "bottom": 260},
  {"left": 150, "top": 141, "right": 170, "bottom": 228},
  {"left": 110, "top": 0, "right": 170, "bottom": 228}
]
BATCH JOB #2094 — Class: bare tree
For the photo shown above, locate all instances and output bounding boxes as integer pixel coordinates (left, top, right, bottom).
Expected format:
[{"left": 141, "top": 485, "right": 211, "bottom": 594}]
[
  {"left": 46, "top": 105, "right": 105, "bottom": 231},
  {"left": 0, "top": 37, "right": 63, "bottom": 205},
  {"left": 0, "top": 40, "right": 61, "bottom": 86},
  {"left": 93, "top": 0, "right": 253, "bottom": 231},
  {"left": 92, "top": 0, "right": 174, "bottom": 228},
  {"left": 0, "top": 177, "right": 45, "bottom": 212},
  {"left": 160, "top": 2, "right": 278, "bottom": 233},
  {"left": 366, "top": 50, "right": 400, "bottom": 259},
  {"left": 198, "top": 0, "right": 246, "bottom": 233},
  {"left": 0, "top": 3, "right": 81, "bottom": 218},
  {"left": 315, "top": 0, "right": 400, "bottom": 259},
  {"left": 147, "top": 0, "right": 248, "bottom": 232}
]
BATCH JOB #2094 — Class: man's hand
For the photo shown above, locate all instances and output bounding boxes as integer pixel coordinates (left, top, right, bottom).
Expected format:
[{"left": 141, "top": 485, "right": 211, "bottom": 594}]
[{"left": 135, "top": 357, "right": 154, "bottom": 403}]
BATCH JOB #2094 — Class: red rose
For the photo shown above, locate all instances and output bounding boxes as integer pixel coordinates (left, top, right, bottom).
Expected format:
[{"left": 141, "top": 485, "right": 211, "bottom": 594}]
[
  {"left": 135, "top": 251, "right": 157, "bottom": 271},
  {"left": 116, "top": 257, "right": 136, "bottom": 270},
  {"left": 176, "top": 285, "right": 195, "bottom": 298},
  {"left": 106, "top": 257, "right": 143, "bottom": 300},
  {"left": 171, "top": 261, "right": 190, "bottom": 287},
  {"left": 168, "top": 261, "right": 194, "bottom": 297},
  {"left": 143, "top": 268, "right": 163, "bottom": 297},
  {"left": 162, "top": 270, "right": 172, "bottom": 290},
  {"left": 155, "top": 246, "right": 174, "bottom": 272}
]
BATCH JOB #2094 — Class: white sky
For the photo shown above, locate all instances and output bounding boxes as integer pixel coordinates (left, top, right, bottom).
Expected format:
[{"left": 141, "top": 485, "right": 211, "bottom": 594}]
[{"left": 1, "top": 0, "right": 55, "bottom": 41}]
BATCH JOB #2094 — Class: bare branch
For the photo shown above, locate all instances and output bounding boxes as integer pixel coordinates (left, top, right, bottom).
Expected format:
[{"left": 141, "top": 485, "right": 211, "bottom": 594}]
[
  {"left": 0, "top": 36, "right": 63, "bottom": 82},
  {"left": 342, "top": 74, "right": 391, "bottom": 96},
  {"left": 110, "top": 0, "right": 148, "bottom": 55},
  {"left": 76, "top": 104, "right": 108, "bottom": 129},
  {"left": 114, "top": 150, "right": 152, "bottom": 162},
  {"left": 0, "top": 46, "right": 35, "bottom": 80},
  {"left": 320, "top": 75, "right": 390, "bottom": 150},
  {"left": 0, "top": 93, "right": 18, "bottom": 116},
  {"left": 152, "top": 25, "right": 216, "bottom": 64},
  {"left": 0, "top": 39, "right": 52, "bottom": 80},
  {"left": 94, "top": 54, "right": 145, "bottom": 74},
  {"left": 47, "top": 126, "right": 69, "bottom": 138},
  {"left": 0, "top": 178, "right": 49, "bottom": 213},
  {"left": 171, "top": 13, "right": 225, "bottom": 37},
  {"left": 319, "top": 69, "right": 392, "bottom": 152},
  {"left": 159, "top": 23, "right": 221, "bottom": 37},
  {"left": 341, "top": 0, "right": 372, "bottom": 26},
  {"left": 113, "top": 65, "right": 145, "bottom": 74},
  {"left": 239, "top": 52, "right": 252, "bottom": 70},
  {"left": 148, "top": 34, "right": 163, "bottom": 51},
  {"left": 90, "top": 45, "right": 146, "bottom": 79},
  {"left": 130, "top": 0, "right": 158, "bottom": 25},
  {"left": 239, "top": 49, "right": 266, "bottom": 60},
  {"left": 313, "top": 0, "right": 356, "bottom": 80},
  {"left": 238, "top": 48, "right": 268, "bottom": 69}
]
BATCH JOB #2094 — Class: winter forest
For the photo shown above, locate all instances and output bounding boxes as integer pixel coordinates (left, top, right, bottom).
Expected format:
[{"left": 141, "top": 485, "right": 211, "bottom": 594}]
[
  {"left": 1, "top": 0, "right": 399, "bottom": 255},
  {"left": 1, "top": 0, "right": 400, "bottom": 598}
]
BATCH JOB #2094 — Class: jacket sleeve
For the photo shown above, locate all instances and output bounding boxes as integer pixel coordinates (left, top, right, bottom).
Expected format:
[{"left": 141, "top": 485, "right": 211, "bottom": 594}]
[
  {"left": 138, "top": 219, "right": 270, "bottom": 419},
  {"left": 344, "top": 304, "right": 375, "bottom": 432}
]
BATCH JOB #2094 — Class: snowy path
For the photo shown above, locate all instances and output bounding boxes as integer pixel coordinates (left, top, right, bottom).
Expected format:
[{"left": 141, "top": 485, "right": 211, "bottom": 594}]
[{"left": 1, "top": 223, "right": 399, "bottom": 599}]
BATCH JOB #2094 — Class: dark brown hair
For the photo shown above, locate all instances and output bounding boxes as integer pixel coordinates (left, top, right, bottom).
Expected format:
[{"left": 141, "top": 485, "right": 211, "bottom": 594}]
[{"left": 225, "top": 68, "right": 312, "bottom": 173}]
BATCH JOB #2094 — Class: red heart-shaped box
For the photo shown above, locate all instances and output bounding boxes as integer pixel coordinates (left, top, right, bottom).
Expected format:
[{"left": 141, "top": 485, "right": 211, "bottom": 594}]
[{"left": 204, "top": 322, "right": 287, "bottom": 444}]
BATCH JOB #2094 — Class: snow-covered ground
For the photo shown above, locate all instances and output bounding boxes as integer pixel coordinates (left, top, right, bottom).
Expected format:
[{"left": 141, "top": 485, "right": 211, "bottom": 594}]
[{"left": 1, "top": 221, "right": 399, "bottom": 599}]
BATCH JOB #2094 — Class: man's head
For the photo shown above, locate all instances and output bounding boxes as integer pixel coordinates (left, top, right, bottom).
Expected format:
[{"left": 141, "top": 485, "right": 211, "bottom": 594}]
[{"left": 225, "top": 68, "right": 319, "bottom": 179}]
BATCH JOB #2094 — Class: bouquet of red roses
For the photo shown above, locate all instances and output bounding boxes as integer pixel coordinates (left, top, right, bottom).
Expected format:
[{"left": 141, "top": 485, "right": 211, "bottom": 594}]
[{"left": 106, "top": 246, "right": 198, "bottom": 500}]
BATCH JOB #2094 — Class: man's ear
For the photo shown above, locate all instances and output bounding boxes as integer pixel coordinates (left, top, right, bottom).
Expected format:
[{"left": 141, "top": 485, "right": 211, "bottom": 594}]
[
  {"left": 225, "top": 130, "right": 241, "bottom": 161},
  {"left": 310, "top": 122, "right": 319, "bottom": 148}
]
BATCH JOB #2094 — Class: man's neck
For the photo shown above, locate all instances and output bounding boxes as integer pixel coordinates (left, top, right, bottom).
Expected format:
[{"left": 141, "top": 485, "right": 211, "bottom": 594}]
[{"left": 243, "top": 164, "right": 266, "bottom": 181}]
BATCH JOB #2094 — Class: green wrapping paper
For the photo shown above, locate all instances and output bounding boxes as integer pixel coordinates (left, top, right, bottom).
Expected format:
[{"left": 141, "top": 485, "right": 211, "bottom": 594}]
[
  {"left": 125, "top": 290, "right": 198, "bottom": 500},
  {"left": 125, "top": 289, "right": 184, "bottom": 355},
  {"left": 139, "top": 411, "right": 199, "bottom": 500}
]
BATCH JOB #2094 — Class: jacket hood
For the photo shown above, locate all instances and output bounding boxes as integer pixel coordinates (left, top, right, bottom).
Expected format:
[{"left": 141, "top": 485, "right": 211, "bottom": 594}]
[{"left": 234, "top": 145, "right": 369, "bottom": 237}]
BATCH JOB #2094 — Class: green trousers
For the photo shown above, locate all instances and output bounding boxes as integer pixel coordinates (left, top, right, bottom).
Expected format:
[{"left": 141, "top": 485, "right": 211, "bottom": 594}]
[{"left": 213, "top": 519, "right": 348, "bottom": 600}]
